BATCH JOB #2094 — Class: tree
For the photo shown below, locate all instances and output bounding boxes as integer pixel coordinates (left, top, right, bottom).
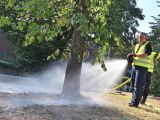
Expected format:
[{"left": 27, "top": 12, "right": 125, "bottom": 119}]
[
  {"left": 105, "top": 0, "right": 144, "bottom": 58},
  {"left": 0, "top": 0, "right": 143, "bottom": 97},
  {"left": 149, "top": 1, "right": 160, "bottom": 96}
]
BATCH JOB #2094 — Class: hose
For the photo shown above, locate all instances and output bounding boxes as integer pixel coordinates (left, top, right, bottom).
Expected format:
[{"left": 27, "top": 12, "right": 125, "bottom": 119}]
[{"left": 104, "top": 78, "right": 131, "bottom": 95}]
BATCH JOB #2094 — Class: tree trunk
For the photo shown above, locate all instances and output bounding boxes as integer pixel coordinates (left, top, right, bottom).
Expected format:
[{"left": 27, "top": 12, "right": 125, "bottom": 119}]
[
  {"left": 62, "top": 27, "right": 84, "bottom": 97},
  {"left": 108, "top": 45, "right": 113, "bottom": 59},
  {"left": 108, "top": 37, "right": 114, "bottom": 59},
  {"left": 62, "top": 0, "right": 87, "bottom": 97}
]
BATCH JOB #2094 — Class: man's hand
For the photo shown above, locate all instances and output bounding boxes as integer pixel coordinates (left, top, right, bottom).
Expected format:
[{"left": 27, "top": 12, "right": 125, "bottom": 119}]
[
  {"left": 127, "top": 53, "right": 136, "bottom": 58},
  {"left": 127, "top": 53, "right": 136, "bottom": 67}
]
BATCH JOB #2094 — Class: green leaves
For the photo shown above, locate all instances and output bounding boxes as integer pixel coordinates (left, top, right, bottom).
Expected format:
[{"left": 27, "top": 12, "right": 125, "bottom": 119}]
[
  {"left": 0, "top": 16, "right": 11, "bottom": 27},
  {"left": 47, "top": 49, "right": 60, "bottom": 61},
  {"left": 6, "top": 0, "right": 14, "bottom": 8},
  {"left": 24, "top": 36, "right": 35, "bottom": 47},
  {"left": 17, "top": 21, "right": 25, "bottom": 31},
  {"left": 0, "top": 0, "right": 144, "bottom": 71}
]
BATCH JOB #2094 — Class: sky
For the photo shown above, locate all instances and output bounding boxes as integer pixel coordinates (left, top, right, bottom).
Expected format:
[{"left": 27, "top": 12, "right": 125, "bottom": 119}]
[{"left": 137, "top": 0, "right": 160, "bottom": 33}]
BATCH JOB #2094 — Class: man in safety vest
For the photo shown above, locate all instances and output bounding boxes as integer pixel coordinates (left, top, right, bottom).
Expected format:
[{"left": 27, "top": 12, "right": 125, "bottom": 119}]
[
  {"left": 140, "top": 52, "right": 160, "bottom": 104},
  {"left": 127, "top": 32, "right": 152, "bottom": 107}
]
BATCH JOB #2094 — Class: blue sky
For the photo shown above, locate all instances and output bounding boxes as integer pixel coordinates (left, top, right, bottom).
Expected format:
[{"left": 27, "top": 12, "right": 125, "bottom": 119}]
[{"left": 137, "top": 0, "right": 160, "bottom": 33}]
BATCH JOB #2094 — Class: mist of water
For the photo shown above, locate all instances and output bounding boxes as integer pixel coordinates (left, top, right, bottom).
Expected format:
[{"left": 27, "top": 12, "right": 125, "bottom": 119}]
[
  {"left": 0, "top": 62, "right": 67, "bottom": 94},
  {"left": 81, "top": 59, "right": 128, "bottom": 92},
  {"left": 0, "top": 59, "right": 127, "bottom": 94},
  {"left": 0, "top": 59, "right": 127, "bottom": 106}
]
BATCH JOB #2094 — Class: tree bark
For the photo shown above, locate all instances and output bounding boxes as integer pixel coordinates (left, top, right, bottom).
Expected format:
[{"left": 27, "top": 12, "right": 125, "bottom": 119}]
[
  {"left": 108, "top": 37, "right": 114, "bottom": 59},
  {"left": 62, "top": 0, "right": 87, "bottom": 97},
  {"left": 62, "top": 27, "right": 84, "bottom": 97},
  {"left": 108, "top": 45, "right": 113, "bottom": 59}
]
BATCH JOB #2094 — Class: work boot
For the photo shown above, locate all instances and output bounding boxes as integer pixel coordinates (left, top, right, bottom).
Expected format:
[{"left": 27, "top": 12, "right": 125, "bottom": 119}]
[
  {"left": 140, "top": 97, "right": 147, "bottom": 105},
  {"left": 128, "top": 103, "right": 138, "bottom": 108}
]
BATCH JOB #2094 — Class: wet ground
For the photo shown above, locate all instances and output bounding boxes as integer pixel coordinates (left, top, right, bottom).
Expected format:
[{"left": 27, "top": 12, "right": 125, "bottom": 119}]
[
  {"left": 0, "top": 92, "right": 141, "bottom": 120},
  {"left": 1, "top": 91, "right": 159, "bottom": 120},
  {"left": 0, "top": 74, "right": 159, "bottom": 120}
]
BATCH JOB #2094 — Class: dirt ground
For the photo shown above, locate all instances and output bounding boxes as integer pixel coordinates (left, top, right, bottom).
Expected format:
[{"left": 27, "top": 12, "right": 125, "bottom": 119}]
[
  {"left": 105, "top": 91, "right": 160, "bottom": 120},
  {"left": 0, "top": 92, "right": 160, "bottom": 120}
]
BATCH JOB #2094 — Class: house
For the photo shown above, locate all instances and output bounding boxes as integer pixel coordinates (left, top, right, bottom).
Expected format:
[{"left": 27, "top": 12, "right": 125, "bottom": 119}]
[
  {"left": 0, "top": 30, "right": 20, "bottom": 75},
  {"left": 0, "top": 30, "right": 15, "bottom": 57}
]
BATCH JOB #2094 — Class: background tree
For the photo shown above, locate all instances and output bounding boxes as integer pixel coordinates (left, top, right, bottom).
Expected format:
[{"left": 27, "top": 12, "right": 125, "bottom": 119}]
[
  {"left": 105, "top": 0, "right": 144, "bottom": 58},
  {"left": 149, "top": 1, "right": 160, "bottom": 96}
]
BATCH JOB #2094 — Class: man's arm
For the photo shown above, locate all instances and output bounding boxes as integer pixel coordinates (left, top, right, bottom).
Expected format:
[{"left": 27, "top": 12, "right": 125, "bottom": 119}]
[
  {"left": 135, "top": 43, "right": 152, "bottom": 58},
  {"left": 135, "top": 53, "right": 148, "bottom": 58}
]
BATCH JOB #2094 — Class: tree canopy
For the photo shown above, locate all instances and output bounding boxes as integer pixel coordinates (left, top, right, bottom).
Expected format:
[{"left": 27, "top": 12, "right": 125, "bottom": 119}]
[{"left": 0, "top": 0, "right": 144, "bottom": 67}]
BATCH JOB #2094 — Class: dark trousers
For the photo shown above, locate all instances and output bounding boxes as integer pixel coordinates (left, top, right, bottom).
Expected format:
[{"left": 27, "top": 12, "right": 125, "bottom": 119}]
[
  {"left": 130, "top": 66, "right": 147, "bottom": 106},
  {"left": 141, "top": 72, "right": 152, "bottom": 103}
]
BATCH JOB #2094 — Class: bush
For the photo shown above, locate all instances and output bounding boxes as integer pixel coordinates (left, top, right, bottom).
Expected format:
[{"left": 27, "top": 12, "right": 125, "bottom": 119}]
[{"left": 150, "top": 61, "right": 160, "bottom": 97}]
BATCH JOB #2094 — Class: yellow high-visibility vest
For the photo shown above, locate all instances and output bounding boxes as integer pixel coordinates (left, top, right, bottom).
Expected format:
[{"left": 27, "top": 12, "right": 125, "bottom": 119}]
[
  {"left": 148, "top": 52, "right": 160, "bottom": 73},
  {"left": 157, "top": 53, "right": 160, "bottom": 59},
  {"left": 133, "top": 41, "right": 151, "bottom": 68},
  {"left": 148, "top": 52, "right": 156, "bottom": 73}
]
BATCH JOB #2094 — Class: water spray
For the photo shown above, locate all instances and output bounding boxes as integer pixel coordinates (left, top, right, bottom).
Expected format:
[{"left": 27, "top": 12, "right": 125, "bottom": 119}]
[{"left": 0, "top": 59, "right": 128, "bottom": 106}]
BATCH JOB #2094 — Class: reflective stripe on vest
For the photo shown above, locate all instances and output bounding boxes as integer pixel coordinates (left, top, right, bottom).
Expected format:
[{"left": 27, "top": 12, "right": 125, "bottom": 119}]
[{"left": 133, "top": 41, "right": 151, "bottom": 68}]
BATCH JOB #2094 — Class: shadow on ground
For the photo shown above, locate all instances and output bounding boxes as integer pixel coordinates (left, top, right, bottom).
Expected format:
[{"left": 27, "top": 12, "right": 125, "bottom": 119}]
[
  {"left": 0, "top": 92, "right": 142, "bottom": 120},
  {"left": 0, "top": 104, "right": 142, "bottom": 120}
]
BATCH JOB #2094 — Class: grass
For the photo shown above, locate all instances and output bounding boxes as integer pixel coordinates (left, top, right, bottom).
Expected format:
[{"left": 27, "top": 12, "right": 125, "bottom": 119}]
[{"left": 104, "top": 91, "right": 160, "bottom": 120}]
